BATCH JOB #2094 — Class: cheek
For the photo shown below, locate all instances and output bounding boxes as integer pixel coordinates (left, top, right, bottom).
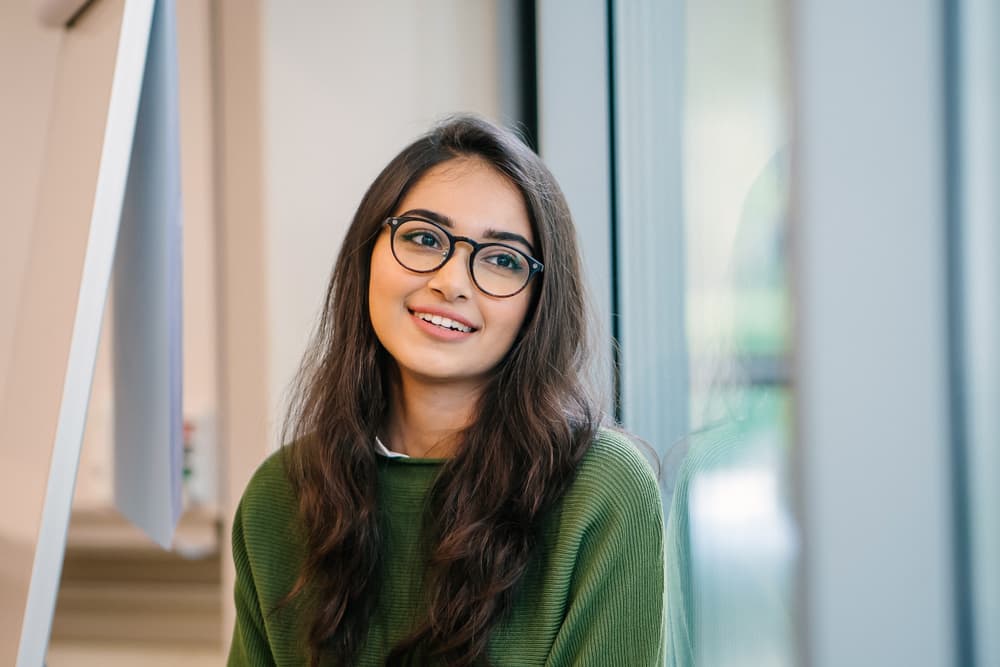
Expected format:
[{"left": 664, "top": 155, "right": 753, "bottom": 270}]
[
  {"left": 487, "top": 301, "right": 532, "bottom": 366},
  {"left": 367, "top": 265, "right": 383, "bottom": 318},
  {"left": 368, "top": 256, "right": 399, "bottom": 339},
  {"left": 369, "top": 241, "right": 402, "bottom": 307},
  {"left": 492, "top": 296, "right": 532, "bottom": 341}
]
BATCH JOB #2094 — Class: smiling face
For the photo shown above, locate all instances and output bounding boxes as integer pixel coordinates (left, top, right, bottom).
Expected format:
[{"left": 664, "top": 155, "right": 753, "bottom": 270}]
[{"left": 368, "top": 157, "right": 536, "bottom": 392}]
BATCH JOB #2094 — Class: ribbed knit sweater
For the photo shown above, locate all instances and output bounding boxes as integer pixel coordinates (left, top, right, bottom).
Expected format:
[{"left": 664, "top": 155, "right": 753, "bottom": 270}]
[{"left": 228, "top": 430, "right": 665, "bottom": 666}]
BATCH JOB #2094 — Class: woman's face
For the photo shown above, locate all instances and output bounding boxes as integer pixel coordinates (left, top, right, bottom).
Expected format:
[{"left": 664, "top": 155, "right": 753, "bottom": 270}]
[{"left": 368, "top": 158, "right": 536, "bottom": 391}]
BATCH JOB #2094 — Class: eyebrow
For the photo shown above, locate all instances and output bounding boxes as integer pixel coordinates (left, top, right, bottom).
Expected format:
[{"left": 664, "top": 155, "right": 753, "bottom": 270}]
[{"left": 400, "top": 208, "right": 537, "bottom": 255}]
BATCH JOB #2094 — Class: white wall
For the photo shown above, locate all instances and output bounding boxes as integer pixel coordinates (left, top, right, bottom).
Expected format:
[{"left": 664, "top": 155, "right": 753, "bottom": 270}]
[{"left": 261, "top": 1, "right": 505, "bottom": 446}]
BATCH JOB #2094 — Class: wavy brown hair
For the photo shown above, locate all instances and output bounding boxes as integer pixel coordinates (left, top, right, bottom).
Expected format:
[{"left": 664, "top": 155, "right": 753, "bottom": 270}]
[{"left": 280, "top": 116, "right": 601, "bottom": 666}]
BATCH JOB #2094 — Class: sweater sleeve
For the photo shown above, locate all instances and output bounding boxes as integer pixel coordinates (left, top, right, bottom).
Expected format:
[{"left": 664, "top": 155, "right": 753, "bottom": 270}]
[
  {"left": 544, "top": 439, "right": 667, "bottom": 667},
  {"left": 228, "top": 499, "right": 277, "bottom": 667}
]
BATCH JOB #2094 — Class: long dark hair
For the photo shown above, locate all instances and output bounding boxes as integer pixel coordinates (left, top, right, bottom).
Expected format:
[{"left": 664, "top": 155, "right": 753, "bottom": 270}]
[{"left": 281, "top": 115, "right": 601, "bottom": 666}]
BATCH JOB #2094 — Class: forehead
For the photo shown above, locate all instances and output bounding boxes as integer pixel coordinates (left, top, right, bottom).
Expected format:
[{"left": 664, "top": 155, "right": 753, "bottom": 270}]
[{"left": 395, "top": 158, "right": 534, "bottom": 244}]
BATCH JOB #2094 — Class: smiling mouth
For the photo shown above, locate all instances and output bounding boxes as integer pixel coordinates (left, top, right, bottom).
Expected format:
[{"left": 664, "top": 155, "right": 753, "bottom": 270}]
[{"left": 410, "top": 310, "right": 476, "bottom": 333}]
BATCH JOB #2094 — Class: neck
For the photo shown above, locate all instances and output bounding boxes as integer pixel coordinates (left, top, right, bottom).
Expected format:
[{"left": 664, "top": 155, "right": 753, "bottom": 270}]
[{"left": 383, "top": 373, "right": 483, "bottom": 458}]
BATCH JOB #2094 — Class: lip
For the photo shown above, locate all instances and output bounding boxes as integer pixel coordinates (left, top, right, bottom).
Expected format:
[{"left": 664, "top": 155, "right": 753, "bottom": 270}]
[
  {"left": 407, "top": 306, "right": 479, "bottom": 331},
  {"left": 407, "top": 306, "right": 479, "bottom": 341}
]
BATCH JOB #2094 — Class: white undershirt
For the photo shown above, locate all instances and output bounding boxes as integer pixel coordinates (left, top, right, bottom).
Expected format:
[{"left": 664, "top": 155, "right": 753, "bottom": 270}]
[{"left": 374, "top": 436, "right": 409, "bottom": 459}]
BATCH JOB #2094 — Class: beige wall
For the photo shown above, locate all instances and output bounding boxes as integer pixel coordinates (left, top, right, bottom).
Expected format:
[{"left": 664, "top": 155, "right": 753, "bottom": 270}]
[
  {"left": 211, "top": 0, "right": 271, "bottom": 645},
  {"left": 0, "top": 1, "right": 63, "bottom": 658},
  {"left": 0, "top": 0, "right": 126, "bottom": 661},
  {"left": 177, "top": 0, "right": 220, "bottom": 442},
  {"left": 0, "top": 7, "right": 63, "bottom": 427}
]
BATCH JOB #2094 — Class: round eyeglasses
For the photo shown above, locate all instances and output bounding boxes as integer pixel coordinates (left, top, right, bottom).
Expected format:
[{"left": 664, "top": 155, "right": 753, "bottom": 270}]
[{"left": 384, "top": 216, "right": 543, "bottom": 298}]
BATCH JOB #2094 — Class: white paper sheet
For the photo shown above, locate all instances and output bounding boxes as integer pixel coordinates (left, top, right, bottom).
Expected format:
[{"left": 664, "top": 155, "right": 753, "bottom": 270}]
[{"left": 112, "top": 0, "right": 183, "bottom": 550}]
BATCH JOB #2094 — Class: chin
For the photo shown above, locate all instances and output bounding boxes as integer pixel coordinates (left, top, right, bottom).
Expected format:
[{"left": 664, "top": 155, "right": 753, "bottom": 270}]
[
  {"left": 396, "top": 359, "right": 491, "bottom": 386},
  {"left": 414, "top": 368, "right": 490, "bottom": 386}
]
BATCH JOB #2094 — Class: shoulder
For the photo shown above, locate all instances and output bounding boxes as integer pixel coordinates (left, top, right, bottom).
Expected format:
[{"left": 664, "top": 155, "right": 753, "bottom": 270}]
[
  {"left": 561, "top": 428, "right": 663, "bottom": 527},
  {"left": 539, "top": 428, "right": 664, "bottom": 584},
  {"left": 235, "top": 446, "right": 298, "bottom": 539},
  {"left": 574, "top": 428, "right": 661, "bottom": 502},
  {"left": 231, "top": 447, "right": 306, "bottom": 631},
  {"left": 241, "top": 447, "right": 293, "bottom": 503}
]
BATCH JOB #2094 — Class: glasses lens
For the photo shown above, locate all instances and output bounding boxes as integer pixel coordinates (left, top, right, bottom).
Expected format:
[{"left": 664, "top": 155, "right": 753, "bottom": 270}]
[
  {"left": 473, "top": 245, "right": 531, "bottom": 296},
  {"left": 392, "top": 219, "right": 450, "bottom": 271}
]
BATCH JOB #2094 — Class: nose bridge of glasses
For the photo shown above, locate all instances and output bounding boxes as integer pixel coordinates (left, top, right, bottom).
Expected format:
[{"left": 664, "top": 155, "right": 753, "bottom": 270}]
[
  {"left": 434, "top": 236, "right": 477, "bottom": 283},
  {"left": 450, "top": 234, "right": 480, "bottom": 254},
  {"left": 442, "top": 234, "right": 480, "bottom": 266}
]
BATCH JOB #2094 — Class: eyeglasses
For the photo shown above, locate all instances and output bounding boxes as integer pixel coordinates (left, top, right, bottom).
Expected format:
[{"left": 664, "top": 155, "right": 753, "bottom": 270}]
[{"left": 384, "top": 216, "right": 543, "bottom": 298}]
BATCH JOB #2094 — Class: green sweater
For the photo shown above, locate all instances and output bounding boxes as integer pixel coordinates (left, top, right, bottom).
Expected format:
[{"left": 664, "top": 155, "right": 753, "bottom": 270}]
[{"left": 228, "top": 430, "right": 665, "bottom": 666}]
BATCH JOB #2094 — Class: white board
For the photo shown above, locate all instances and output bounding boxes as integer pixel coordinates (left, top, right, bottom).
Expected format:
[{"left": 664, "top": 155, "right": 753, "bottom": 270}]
[{"left": 0, "top": 0, "right": 184, "bottom": 663}]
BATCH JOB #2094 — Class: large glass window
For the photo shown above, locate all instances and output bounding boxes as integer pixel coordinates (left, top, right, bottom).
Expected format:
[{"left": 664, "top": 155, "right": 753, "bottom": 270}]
[
  {"left": 958, "top": 1, "right": 1000, "bottom": 663},
  {"left": 543, "top": 1, "right": 996, "bottom": 664},
  {"left": 610, "top": 1, "right": 794, "bottom": 664}
]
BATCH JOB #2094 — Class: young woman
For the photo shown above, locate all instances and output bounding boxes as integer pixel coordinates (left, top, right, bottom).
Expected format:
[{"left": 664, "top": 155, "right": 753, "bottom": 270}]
[{"left": 228, "top": 116, "right": 665, "bottom": 666}]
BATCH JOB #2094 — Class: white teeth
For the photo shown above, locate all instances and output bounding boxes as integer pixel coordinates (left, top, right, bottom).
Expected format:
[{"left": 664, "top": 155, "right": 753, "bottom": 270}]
[{"left": 414, "top": 311, "right": 473, "bottom": 333}]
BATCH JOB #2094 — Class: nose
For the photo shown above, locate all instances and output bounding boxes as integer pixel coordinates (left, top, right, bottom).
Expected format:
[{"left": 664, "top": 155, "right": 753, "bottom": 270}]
[{"left": 426, "top": 242, "right": 475, "bottom": 301}]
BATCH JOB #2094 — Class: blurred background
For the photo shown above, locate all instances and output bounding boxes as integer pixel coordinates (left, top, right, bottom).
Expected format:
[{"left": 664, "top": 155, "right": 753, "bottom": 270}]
[{"left": 1, "top": 0, "right": 997, "bottom": 665}]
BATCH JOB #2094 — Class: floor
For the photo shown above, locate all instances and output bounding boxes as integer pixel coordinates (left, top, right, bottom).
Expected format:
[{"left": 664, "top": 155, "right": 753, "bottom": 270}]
[
  {"left": 47, "top": 511, "right": 226, "bottom": 666},
  {"left": 48, "top": 641, "right": 223, "bottom": 666}
]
